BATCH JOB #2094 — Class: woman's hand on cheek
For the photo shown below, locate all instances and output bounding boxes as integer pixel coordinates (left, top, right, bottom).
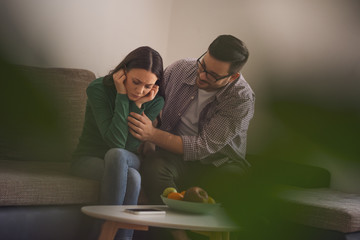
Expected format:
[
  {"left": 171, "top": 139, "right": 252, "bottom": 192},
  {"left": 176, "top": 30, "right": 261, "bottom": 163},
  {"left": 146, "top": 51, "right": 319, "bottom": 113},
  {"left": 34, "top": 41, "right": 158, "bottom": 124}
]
[
  {"left": 135, "top": 85, "right": 159, "bottom": 107},
  {"left": 113, "top": 69, "right": 127, "bottom": 94}
]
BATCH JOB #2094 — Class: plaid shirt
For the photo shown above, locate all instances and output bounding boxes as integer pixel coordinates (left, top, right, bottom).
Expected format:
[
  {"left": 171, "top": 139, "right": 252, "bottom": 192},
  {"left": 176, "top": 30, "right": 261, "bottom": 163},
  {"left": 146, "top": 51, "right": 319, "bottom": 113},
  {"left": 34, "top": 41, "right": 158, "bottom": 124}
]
[{"left": 160, "top": 59, "right": 255, "bottom": 168}]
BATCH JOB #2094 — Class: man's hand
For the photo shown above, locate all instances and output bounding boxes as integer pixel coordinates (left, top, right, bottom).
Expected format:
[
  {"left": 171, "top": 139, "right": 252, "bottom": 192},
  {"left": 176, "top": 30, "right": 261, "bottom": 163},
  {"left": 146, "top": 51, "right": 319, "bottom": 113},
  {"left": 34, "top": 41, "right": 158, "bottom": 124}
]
[
  {"left": 128, "top": 112, "right": 155, "bottom": 141},
  {"left": 113, "top": 69, "right": 127, "bottom": 94},
  {"left": 128, "top": 112, "right": 184, "bottom": 155}
]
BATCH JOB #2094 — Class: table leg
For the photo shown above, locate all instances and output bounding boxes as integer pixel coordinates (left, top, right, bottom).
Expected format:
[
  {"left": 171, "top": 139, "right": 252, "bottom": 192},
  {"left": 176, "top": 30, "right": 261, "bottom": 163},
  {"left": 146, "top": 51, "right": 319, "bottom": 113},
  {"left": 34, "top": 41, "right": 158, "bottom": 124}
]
[
  {"left": 221, "top": 231, "right": 230, "bottom": 240},
  {"left": 98, "top": 221, "right": 118, "bottom": 240},
  {"left": 98, "top": 221, "right": 149, "bottom": 240}
]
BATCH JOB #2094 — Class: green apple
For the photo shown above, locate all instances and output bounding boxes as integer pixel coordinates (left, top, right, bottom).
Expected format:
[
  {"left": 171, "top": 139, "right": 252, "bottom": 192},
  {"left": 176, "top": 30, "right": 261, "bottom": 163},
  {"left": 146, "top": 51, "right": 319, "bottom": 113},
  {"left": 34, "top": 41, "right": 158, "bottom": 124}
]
[
  {"left": 207, "top": 196, "right": 216, "bottom": 204},
  {"left": 162, "top": 187, "right": 177, "bottom": 197}
]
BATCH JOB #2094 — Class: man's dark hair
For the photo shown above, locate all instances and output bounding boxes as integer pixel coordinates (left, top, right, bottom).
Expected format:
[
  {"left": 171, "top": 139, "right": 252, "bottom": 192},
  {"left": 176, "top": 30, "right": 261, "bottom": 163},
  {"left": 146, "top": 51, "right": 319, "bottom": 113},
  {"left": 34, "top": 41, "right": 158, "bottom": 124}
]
[{"left": 208, "top": 35, "right": 249, "bottom": 74}]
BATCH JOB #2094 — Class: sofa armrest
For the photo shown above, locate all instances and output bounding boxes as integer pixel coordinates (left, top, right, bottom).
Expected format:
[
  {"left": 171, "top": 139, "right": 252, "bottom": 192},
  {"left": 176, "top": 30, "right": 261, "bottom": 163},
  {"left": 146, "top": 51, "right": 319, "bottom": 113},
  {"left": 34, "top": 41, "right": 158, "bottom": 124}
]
[{"left": 276, "top": 186, "right": 360, "bottom": 233}]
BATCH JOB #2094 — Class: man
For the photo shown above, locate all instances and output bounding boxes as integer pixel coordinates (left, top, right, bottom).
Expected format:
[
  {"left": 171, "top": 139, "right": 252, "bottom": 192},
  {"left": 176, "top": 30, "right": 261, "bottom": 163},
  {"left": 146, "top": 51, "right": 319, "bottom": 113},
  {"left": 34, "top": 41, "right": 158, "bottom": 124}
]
[{"left": 128, "top": 34, "right": 255, "bottom": 205}]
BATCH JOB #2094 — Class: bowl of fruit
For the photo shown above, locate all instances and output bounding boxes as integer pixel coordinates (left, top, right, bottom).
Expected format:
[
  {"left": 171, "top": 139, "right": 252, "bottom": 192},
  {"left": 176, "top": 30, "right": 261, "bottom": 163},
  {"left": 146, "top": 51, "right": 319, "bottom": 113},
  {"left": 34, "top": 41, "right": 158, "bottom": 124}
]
[{"left": 160, "top": 186, "right": 221, "bottom": 214}]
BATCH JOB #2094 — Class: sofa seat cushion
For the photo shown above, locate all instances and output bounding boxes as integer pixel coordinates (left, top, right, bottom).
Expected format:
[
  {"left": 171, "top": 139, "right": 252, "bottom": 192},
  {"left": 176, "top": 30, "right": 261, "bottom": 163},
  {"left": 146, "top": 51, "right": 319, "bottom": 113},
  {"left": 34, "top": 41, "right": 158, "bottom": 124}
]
[
  {"left": 0, "top": 160, "right": 99, "bottom": 206},
  {"left": 278, "top": 186, "right": 360, "bottom": 233}
]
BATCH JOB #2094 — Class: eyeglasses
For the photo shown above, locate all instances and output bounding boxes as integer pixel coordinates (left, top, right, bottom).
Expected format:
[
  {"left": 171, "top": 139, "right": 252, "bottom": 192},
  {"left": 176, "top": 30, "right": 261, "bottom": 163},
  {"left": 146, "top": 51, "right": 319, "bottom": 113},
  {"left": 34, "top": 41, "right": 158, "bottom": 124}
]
[{"left": 196, "top": 52, "right": 233, "bottom": 82}]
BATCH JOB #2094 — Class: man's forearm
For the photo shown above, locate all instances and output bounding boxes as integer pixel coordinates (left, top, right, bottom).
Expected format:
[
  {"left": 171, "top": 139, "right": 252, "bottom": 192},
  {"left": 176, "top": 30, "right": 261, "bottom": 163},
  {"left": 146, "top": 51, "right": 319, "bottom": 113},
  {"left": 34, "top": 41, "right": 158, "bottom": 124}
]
[
  {"left": 149, "top": 128, "right": 184, "bottom": 155},
  {"left": 127, "top": 112, "right": 184, "bottom": 154}
]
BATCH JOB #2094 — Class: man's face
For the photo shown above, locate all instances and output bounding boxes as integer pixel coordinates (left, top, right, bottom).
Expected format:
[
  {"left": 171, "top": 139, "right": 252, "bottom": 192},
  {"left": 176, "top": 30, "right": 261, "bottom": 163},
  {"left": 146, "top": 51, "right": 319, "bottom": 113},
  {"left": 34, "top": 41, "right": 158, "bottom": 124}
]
[{"left": 195, "top": 52, "right": 238, "bottom": 91}]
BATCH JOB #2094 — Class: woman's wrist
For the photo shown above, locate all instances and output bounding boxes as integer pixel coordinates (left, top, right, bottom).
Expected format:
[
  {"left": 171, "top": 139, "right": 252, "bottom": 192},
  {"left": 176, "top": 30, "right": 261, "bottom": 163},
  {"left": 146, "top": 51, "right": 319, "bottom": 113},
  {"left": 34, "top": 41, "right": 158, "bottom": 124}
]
[{"left": 135, "top": 102, "right": 142, "bottom": 109}]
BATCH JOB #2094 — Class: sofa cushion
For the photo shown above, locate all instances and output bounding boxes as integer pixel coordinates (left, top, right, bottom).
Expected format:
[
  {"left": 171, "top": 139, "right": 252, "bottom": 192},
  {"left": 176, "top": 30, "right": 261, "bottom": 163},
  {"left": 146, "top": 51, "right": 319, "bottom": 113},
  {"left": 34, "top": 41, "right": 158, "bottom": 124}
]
[
  {"left": 0, "top": 160, "right": 99, "bottom": 206},
  {"left": 278, "top": 186, "right": 360, "bottom": 233},
  {"left": 0, "top": 65, "right": 96, "bottom": 162}
]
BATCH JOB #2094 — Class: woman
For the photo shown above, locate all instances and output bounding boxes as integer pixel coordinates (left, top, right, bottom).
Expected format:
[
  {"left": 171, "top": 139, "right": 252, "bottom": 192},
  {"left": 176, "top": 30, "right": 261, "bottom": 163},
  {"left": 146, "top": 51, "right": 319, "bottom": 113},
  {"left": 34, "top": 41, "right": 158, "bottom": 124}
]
[{"left": 71, "top": 46, "right": 164, "bottom": 240}]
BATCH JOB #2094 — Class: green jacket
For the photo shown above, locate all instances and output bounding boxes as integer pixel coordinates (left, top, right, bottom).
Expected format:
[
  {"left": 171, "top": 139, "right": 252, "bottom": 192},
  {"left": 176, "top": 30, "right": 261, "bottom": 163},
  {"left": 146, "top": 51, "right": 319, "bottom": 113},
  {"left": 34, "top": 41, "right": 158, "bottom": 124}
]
[{"left": 73, "top": 77, "right": 164, "bottom": 158}]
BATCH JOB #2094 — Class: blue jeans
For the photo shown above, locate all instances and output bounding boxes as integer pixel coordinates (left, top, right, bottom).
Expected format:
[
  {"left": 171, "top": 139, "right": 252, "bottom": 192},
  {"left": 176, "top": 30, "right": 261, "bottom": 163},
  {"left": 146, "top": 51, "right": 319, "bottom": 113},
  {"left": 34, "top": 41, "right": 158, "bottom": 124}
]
[{"left": 71, "top": 148, "right": 141, "bottom": 240}]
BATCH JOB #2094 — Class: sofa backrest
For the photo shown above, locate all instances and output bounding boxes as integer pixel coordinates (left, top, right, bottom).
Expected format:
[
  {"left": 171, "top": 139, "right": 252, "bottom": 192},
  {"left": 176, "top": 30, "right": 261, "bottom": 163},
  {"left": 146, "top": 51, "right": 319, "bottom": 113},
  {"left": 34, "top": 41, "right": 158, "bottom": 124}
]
[{"left": 0, "top": 65, "right": 96, "bottom": 162}]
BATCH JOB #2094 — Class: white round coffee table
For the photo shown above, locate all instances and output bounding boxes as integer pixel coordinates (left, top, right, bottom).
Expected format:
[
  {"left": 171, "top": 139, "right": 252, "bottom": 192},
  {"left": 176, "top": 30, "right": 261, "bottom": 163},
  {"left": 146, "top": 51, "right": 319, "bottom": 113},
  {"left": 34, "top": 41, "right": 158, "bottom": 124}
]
[{"left": 82, "top": 205, "right": 239, "bottom": 240}]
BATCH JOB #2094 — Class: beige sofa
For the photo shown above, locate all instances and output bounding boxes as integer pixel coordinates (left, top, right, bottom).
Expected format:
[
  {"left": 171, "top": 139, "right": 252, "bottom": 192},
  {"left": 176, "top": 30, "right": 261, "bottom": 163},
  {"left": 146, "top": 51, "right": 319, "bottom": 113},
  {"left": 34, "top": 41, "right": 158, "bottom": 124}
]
[{"left": 0, "top": 65, "right": 99, "bottom": 240}]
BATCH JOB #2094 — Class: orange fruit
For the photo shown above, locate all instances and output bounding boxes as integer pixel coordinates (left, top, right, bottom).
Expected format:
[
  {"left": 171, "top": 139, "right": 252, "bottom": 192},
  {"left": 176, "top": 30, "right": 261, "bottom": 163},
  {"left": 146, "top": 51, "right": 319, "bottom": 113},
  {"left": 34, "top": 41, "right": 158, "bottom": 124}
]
[
  {"left": 167, "top": 192, "right": 184, "bottom": 200},
  {"left": 180, "top": 190, "right": 186, "bottom": 196}
]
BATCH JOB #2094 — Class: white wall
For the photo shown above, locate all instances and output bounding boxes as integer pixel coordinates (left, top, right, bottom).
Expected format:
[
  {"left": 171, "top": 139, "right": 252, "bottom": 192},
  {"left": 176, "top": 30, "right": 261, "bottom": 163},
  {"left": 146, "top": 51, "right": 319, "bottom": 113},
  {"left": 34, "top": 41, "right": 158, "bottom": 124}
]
[
  {"left": 0, "top": 0, "right": 173, "bottom": 77},
  {"left": 167, "top": 0, "right": 360, "bottom": 92}
]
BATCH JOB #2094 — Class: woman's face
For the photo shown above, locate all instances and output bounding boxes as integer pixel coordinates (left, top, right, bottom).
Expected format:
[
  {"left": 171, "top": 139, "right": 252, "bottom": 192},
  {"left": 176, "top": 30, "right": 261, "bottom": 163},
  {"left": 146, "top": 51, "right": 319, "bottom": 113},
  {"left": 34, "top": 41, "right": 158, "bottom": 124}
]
[{"left": 124, "top": 68, "right": 158, "bottom": 101}]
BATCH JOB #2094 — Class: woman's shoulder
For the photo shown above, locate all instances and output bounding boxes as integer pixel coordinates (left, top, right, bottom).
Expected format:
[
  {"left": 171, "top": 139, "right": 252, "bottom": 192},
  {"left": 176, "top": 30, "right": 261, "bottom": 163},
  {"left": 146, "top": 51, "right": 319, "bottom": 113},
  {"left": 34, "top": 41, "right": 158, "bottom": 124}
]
[
  {"left": 87, "top": 77, "right": 106, "bottom": 93},
  {"left": 88, "top": 77, "right": 104, "bottom": 87}
]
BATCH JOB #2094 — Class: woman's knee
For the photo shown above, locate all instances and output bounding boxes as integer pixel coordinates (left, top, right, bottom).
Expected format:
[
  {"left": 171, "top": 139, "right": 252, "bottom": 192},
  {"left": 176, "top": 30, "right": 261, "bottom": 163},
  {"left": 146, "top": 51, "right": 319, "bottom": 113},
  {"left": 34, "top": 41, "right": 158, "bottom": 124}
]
[
  {"left": 128, "top": 168, "right": 141, "bottom": 187},
  {"left": 104, "top": 148, "right": 140, "bottom": 170},
  {"left": 105, "top": 148, "right": 126, "bottom": 160},
  {"left": 104, "top": 148, "right": 124, "bottom": 168}
]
